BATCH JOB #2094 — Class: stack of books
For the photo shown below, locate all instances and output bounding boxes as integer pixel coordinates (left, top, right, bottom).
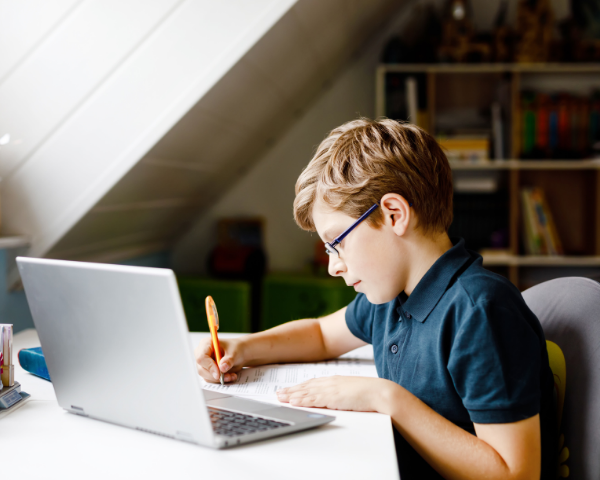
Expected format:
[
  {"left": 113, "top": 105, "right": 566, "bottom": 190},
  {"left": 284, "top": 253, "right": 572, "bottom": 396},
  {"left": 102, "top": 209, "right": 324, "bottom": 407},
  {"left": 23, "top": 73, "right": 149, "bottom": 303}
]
[
  {"left": 437, "top": 135, "right": 490, "bottom": 163},
  {"left": 521, "top": 188, "right": 563, "bottom": 255},
  {"left": 0, "top": 324, "right": 30, "bottom": 417}
]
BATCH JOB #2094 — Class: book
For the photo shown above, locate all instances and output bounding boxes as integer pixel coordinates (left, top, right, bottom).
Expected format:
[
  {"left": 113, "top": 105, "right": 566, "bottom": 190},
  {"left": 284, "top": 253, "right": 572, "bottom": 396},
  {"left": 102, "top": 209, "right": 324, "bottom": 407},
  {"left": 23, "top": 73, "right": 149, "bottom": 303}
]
[
  {"left": 521, "top": 188, "right": 541, "bottom": 255},
  {"left": 521, "top": 188, "right": 563, "bottom": 256},
  {"left": 522, "top": 92, "right": 536, "bottom": 156},
  {"left": 437, "top": 135, "right": 490, "bottom": 162},
  {"left": 532, "top": 188, "right": 564, "bottom": 255},
  {"left": 491, "top": 102, "right": 504, "bottom": 160},
  {"left": 18, "top": 347, "right": 51, "bottom": 381}
]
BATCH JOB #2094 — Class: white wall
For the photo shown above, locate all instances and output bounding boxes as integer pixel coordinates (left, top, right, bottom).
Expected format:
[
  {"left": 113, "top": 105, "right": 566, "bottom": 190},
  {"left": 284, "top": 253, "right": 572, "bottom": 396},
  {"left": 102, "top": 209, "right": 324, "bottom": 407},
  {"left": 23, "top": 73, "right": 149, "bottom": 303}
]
[{"left": 172, "top": 5, "right": 417, "bottom": 274}]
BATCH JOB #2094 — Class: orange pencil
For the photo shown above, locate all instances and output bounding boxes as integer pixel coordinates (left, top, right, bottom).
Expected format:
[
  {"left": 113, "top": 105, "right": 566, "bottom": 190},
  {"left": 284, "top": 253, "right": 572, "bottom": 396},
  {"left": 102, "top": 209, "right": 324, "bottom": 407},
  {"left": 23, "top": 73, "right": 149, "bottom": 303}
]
[{"left": 205, "top": 296, "right": 224, "bottom": 385}]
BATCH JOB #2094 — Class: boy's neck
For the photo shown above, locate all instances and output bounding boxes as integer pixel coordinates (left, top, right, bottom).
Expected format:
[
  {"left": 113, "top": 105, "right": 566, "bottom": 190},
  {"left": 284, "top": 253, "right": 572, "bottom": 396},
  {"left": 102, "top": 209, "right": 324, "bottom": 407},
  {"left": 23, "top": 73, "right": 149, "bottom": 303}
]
[{"left": 403, "top": 231, "right": 453, "bottom": 297}]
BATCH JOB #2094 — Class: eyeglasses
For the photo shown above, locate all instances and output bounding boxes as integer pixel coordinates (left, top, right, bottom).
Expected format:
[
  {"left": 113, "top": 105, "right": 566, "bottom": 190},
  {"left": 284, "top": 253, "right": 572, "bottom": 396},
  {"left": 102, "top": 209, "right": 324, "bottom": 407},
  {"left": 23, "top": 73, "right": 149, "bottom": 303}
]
[
  {"left": 324, "top": 203, "right": 380, "bottom": 258},
  {"left": 324, "top": 201, "right": 414, "bottom": 258}
]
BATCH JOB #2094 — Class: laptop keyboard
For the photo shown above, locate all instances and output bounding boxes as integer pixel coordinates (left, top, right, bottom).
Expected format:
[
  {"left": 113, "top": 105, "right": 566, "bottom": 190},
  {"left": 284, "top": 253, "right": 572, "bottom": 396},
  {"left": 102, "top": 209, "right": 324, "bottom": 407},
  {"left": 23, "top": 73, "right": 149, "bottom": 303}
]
[{"left": 208, "top": 406, "right": 290, "bottom": 437}]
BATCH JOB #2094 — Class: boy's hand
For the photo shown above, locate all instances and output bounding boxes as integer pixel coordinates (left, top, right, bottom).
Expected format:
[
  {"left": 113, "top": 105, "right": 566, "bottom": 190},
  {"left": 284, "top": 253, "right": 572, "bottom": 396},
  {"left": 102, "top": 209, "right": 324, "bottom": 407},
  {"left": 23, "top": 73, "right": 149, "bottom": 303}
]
[
  {"left": 276, "top": 376, "right": 388, "bottom": 412},
  {"left": 194, "top": 337, "right": 245, "bottom": 384}
]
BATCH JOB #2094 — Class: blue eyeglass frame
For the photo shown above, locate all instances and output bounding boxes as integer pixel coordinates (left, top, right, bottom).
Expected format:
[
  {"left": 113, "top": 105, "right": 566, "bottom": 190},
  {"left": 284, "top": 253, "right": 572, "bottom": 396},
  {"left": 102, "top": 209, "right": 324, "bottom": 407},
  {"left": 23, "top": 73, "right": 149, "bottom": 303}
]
[{"left": 324, "top": 201, "right": 413, "bottom": 258}]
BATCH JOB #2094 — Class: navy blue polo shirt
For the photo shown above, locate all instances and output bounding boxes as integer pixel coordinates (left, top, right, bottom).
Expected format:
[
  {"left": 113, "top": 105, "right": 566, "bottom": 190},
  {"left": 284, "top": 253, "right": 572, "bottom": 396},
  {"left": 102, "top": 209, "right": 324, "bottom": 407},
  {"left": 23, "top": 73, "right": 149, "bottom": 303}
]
[{"left": 346, "top": 239, "right": 557, "bottom": 480}]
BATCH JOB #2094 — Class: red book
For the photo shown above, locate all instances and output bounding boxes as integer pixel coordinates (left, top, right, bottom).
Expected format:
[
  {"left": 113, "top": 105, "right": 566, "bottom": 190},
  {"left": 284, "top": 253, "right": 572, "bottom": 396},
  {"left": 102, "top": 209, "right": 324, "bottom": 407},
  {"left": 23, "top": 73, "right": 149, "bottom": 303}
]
[
  {"left": 557, "top": 94, "right": 571, "bottom": 152},
  {"left": 536, "top": 94, "right": 550, "bottom": 152}
]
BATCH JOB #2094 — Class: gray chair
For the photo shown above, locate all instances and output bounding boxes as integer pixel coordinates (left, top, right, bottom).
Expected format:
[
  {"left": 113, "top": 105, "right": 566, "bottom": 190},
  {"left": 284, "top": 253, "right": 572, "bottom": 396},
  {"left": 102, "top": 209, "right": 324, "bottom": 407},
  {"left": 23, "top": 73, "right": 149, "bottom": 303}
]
[{"left": 522, "top": 277, "right": 600, "bottom": 480}]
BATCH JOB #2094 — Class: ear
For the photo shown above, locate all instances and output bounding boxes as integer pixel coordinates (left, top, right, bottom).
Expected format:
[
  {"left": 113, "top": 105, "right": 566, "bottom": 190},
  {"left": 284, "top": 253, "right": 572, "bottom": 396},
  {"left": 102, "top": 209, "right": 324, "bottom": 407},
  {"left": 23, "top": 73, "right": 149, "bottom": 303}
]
[{"left": 380, "top": 193, "right": 411, "bottom": 237}]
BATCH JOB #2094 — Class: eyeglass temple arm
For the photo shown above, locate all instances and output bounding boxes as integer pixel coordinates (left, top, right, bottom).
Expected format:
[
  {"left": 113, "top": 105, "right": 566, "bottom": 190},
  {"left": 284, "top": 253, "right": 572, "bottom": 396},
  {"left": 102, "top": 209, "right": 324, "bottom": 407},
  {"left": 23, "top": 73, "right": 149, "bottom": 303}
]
[{"left": 330, "top": 202, "right": 380, "bottom": 247}]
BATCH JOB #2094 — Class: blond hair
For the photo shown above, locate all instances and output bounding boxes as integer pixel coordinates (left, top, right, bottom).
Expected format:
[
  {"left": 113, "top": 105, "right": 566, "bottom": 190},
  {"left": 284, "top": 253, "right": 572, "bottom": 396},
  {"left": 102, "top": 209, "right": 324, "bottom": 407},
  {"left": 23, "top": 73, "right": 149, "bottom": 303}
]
[{"left": 293, "top": 118, "right": 453, "bottom": 234}]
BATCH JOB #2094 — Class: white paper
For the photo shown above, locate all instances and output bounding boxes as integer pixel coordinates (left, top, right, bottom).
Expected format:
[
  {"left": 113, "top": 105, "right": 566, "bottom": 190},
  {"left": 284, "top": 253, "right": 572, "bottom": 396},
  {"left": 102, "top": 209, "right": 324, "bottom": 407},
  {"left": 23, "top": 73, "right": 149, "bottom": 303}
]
[{"left": 201, "top": 358, "right": 378, "bottom": 397}]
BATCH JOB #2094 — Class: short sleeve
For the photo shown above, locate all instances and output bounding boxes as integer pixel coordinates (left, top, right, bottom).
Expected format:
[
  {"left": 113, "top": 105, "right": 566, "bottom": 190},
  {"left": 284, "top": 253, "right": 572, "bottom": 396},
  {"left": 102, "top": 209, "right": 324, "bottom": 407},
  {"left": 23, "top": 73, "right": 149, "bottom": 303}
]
[
  {"left": 345, "top": 293, "right": 374, "bottom": 344},
  {"left": 447, "top": 301, "right": 541, "bottom": 424}
]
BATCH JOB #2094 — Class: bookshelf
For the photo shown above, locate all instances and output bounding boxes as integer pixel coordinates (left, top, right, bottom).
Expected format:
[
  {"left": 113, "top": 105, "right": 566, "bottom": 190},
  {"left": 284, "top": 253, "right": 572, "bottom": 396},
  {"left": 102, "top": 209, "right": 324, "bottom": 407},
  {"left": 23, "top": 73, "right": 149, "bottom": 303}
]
[{"left": 376, "top": 63, "right": 600, "bottom": 287}]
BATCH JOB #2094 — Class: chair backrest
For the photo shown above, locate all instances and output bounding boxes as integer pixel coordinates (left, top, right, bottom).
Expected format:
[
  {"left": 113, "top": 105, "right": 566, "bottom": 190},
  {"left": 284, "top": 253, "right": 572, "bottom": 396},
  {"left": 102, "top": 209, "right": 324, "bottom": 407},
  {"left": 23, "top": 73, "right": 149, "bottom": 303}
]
[{"left": 522, "top": 277, "right": 600, "bottom": 480}]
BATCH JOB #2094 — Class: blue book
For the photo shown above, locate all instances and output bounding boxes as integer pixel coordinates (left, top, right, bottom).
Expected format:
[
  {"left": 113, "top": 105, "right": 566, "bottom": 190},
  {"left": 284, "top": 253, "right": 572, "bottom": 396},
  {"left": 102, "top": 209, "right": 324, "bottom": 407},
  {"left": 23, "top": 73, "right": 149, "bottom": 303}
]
[{"left": 18, "top": 347, "right": 51, "bottom": 381}]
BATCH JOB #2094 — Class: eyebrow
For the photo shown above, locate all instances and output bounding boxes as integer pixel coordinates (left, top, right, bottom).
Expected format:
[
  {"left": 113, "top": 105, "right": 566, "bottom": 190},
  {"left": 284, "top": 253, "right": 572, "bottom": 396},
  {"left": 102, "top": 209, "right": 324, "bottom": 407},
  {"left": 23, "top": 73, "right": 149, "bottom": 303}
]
[{"left": 321, "top": 228, "right": 340, "bottom": 243}]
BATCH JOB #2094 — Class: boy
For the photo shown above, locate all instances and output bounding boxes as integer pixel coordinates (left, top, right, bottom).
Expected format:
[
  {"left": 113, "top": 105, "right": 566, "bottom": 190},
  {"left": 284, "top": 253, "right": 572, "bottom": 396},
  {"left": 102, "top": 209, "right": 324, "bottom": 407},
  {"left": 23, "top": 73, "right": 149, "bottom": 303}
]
[{"left": 196, "top": 119, "right": 556, "bottom": 479}]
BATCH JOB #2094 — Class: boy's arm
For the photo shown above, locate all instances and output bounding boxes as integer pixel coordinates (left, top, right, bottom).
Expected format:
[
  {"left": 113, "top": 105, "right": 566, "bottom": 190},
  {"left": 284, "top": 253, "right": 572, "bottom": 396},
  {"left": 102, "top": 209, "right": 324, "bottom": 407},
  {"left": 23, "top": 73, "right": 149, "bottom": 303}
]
[
  {"left": 278, "top": 377, "right": 541, "bottom": 480},
  {"left": 381, "top": 383, "right": 541, "bottom": 480},
  {"left": 195, "top": 306, "right": 366, "bottom": 382},
  {"left": 241, "top": 306, "right": 365, "bottom": 366}
]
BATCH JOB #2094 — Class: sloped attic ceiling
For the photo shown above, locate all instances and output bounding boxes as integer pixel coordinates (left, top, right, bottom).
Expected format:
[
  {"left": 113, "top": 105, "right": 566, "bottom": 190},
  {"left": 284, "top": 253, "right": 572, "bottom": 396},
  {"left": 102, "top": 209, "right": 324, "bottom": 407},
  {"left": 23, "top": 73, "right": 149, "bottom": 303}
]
[{"left": 3, "top": 0, "right": 405, "bottom": 269}]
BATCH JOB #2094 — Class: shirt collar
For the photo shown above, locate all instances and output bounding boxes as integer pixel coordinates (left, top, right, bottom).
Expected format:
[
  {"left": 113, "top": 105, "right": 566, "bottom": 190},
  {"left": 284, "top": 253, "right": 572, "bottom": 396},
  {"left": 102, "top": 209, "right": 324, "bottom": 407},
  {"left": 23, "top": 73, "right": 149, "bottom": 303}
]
[{"left": 397, "top": 238, "right": 477, "bottom": 323}]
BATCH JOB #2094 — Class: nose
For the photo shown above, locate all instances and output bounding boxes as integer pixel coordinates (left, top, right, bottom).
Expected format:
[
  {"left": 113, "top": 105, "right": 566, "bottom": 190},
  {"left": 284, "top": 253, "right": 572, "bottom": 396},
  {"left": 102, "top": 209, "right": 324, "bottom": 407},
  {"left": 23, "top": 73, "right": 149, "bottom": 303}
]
[{"left": 328, "top": 253, "right": 347, "bottom": 277}]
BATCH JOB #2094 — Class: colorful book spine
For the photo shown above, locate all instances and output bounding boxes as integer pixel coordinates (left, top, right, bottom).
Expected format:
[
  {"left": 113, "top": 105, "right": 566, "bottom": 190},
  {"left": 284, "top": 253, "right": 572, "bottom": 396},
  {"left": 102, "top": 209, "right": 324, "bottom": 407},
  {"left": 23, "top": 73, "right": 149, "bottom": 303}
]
[
  {"left": 535, "top": 94, "right": 550, "bottom": 153},
  {"left": 557, "top": 94, "right": 570, "bottom": 153},
  {"left": 536, "top": 188, "right": 564, "bottom": 255},
  {"left": 531, "top": 189, "right": 553, "bottom": 255},
  {"left": 18, "top": 347, "right": 51, "bottom": 381},
  {"left": 521, "top": 188, "right": 540, "bottom": 255},
  {"left": 521, "top": 188, "right": 563, "bottom": 256},
  {"left": 522, "top": 93, "right": 536, "bottom": 156},
  {"left": 521, "top": 90, "right": 599, "bottom": 158}
]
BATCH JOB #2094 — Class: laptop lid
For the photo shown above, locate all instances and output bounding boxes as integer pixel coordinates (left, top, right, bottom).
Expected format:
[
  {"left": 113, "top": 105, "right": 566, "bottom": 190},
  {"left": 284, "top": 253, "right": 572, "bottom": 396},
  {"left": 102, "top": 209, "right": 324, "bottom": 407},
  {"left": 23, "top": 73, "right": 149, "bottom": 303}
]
[{"left": 17, "top": 257, "right": 214, "bottom": 446}]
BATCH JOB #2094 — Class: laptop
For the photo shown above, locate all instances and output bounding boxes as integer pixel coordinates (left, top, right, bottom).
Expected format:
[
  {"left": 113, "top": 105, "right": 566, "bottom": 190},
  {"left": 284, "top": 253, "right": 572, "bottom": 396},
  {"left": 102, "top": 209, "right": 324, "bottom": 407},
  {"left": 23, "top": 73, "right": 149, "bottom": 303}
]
[{"left": 17, "top": 257, "right": 334, "bottom": 448}]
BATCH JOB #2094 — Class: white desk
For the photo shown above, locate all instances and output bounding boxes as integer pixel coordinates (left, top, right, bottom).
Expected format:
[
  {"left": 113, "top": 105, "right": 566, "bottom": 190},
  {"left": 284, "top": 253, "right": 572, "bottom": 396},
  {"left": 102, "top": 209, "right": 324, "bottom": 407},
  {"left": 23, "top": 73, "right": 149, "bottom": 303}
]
[{"left": 2, "top": 330, "right": 400, "bottom": 479}]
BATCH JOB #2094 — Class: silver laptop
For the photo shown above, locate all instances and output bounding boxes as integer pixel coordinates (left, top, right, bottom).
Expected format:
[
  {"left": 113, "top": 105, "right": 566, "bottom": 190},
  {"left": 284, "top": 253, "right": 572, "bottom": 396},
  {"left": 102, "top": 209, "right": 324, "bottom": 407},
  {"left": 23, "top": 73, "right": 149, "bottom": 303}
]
[{"left": 17, "top": 257, "right": 334, "bottom": 448}]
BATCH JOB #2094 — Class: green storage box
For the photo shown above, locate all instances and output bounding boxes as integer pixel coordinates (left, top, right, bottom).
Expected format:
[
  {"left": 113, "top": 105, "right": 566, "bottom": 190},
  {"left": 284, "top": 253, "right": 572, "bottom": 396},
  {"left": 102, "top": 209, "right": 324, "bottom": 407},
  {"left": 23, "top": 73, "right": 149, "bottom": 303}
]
[
  {"left": 262, "top": 274, "right": 357, "bottom": 330},
  {"left": 177, "top": 277, "right": 251, "bottom": 333}
]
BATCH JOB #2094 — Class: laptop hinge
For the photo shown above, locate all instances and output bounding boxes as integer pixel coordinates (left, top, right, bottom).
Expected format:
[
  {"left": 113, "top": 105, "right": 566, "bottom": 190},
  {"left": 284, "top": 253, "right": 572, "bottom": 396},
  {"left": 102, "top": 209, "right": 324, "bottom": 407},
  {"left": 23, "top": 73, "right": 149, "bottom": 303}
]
[{"left": 70, "top": 405, "right": 88, "bottom": 416}]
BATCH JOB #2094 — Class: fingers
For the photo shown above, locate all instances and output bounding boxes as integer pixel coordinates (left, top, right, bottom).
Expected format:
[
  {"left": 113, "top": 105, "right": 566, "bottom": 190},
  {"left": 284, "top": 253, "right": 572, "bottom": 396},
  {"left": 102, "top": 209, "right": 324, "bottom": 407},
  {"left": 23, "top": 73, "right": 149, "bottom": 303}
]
[
  {"left": 219, "top": 349, "right": 242, "bottom": 374},
  {"left": 276, "top": 379, "right": 321, "bottom": 406},
  {"left": 195, "top": 338, "right": 241, "bottom": 384}
]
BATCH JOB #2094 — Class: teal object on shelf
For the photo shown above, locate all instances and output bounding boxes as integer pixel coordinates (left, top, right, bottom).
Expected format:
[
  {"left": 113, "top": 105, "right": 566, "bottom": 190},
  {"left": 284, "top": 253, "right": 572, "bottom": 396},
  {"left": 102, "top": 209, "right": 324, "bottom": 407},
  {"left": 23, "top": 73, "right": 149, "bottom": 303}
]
[
  {"left": 262, "top": 274, "right": 357, "bottom": 330},
  {"left": 18, "top": 347, "right": 50, "bottom": 381},
  {"left": 177, "top": 277, "right": 251, "bottom": 333}
]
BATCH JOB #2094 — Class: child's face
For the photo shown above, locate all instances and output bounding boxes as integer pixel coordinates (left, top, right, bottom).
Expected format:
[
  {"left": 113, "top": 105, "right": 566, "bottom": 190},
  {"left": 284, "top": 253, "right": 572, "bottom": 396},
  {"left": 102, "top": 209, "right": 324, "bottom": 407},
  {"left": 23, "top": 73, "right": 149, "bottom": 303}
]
[{"left": 312, "top": 201, "right": 408, "bottom": 305}]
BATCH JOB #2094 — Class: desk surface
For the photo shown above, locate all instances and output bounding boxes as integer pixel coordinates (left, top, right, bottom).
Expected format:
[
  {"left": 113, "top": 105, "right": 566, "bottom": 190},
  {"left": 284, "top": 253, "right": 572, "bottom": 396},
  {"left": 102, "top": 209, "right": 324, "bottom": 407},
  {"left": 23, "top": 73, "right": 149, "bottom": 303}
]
[{"left": 3, "top": 330, "right": 399, "bottom": 480}]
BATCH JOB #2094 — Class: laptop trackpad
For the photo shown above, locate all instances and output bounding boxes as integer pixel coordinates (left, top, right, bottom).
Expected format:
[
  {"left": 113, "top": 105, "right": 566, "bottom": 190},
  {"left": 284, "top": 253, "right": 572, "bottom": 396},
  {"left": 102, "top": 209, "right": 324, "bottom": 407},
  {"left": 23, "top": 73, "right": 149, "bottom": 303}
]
[{"left": 207, "top": 396, "right": 275, "bottom": 413}]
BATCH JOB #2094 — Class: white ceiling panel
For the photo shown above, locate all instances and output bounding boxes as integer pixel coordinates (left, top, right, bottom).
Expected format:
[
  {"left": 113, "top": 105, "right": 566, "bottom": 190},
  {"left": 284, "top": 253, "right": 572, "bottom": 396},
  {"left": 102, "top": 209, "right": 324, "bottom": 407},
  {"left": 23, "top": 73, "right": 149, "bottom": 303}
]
[
  {"left": 18, "top": 0, "right": 408, "bottom": 264},
  {"left": 0, "top": 0, "right": 82, "bottom": 81},
  {"left": 4, "top": 0, "right": 295, "bottom": 266},
  {"left": 0, "top": 0, "right": 180, "bottom": 178}
]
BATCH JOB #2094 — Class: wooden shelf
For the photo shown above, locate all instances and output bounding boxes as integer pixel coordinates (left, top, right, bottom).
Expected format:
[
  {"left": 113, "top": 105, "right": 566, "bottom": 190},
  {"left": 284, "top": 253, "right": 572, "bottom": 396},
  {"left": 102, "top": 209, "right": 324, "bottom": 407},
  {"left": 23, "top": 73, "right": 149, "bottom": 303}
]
[
  {"left": 376, "top": 62, "right": 600, "bottom": 287},
  {"left": 379, "top": 63, "right": 600, "bottom": 74},
  {"left": 0, "top": 236, "right": 29, "bottom": 249},
  {"left": 482, "top": 254, "right": 600, "bottom": 267},
  {"left": 450, "top": 160, "right": 600, "bottom": 171}
]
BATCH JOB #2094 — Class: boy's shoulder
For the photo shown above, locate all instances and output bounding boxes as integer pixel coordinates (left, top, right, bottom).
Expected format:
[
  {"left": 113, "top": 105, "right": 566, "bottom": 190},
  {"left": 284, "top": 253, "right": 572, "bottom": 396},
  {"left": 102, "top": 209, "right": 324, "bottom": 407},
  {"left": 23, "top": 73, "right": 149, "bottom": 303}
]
[{"left": 451, "top": 258, "right": 527, "bottom": 312}]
